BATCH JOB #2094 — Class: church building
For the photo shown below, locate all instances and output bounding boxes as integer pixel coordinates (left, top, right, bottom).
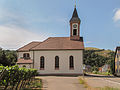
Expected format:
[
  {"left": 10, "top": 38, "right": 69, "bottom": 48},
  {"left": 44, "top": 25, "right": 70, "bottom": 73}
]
[{"left": 17, "top": 6, "right": 84, "bottom": 75}]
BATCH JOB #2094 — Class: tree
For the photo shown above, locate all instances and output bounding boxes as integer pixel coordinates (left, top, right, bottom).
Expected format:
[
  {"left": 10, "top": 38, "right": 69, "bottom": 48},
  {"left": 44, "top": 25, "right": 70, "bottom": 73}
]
[
  {"left": 0, "top": 50, "right": 17, "bottom": 66},
  {"left": 0, "top": 50, "right": 8, "bottom": 66},
  {"left": 106, "top": 51, "right": 115, "bottom": 74},
  {"left": 84, "top": 50, "right": 106, "bottom": 67},
  {"left": 84, "top": 49, "right": 115, "bottom": 73}
]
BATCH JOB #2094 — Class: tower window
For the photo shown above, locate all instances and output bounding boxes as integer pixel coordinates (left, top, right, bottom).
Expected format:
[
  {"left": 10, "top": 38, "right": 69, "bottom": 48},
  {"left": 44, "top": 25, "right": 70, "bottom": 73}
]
[
  {"left": 69, "top": 56, "right": 74, "bottom": 70},
  {"left": 55, "top": 56, "right": 59, "bottom": 70},
  {"left": 73, "top": 29, "right": 77, "bottom": 35},
  {"left": 40, "top": 56, "right": 45, "bottom": 70}
]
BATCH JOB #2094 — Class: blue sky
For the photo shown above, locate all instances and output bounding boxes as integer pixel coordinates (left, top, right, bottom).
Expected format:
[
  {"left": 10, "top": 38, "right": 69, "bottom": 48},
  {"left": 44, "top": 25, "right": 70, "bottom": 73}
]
[{"left": 0, "top": 0, "right": 120, "bottom": 50}]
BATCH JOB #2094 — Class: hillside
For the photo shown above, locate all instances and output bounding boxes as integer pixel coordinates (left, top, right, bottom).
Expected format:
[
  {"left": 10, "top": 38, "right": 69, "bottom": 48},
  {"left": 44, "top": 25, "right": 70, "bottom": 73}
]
[
  {"left": 85, "top": 47, "right": 114, "bottom": 57},
  {"left": 84, "top": 47, "right": 115, "bottom": 73}
]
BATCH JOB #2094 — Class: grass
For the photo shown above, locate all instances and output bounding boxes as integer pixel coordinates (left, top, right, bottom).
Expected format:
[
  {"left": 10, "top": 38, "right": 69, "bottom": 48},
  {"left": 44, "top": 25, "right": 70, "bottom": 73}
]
[
  {"left": 85, "top": 47, "right": 113, "bottom": 57},
  {"left": 79, "top": 77, "right": 89, "bottom": 88},
  {"left": 24, "top": 78, "right": 42, "bottom": 90},
  {"left": 92, "top": 71, "right": 112, "bottom": 76},
  {"left": 97, "top": 86, "right": 120, "bottom": 90},
  {"left": 79, "top": 78, "right": 85, "bottom": 84},
  {"left": 79, "top": 77, "right": 120, "bottom": 90}
]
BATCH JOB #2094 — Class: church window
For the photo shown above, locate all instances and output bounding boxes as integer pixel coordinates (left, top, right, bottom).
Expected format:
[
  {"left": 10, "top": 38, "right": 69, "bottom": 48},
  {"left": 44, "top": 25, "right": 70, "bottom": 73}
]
[
  {"left": 69, "top": 56, "right": 74, "bottom": 70},
  {"left": 27, "top": 53, "right": 30, "bottom": 57},
  {"left": 23, "top": 53, "right": 30, "bottom": 59},
  {"left": 23, "top": 53, "right": 26, "bottom": 58},
  {"left": 23, "top": 65, "right": 26, "bottom": 68},
  {"left": 73, "top": 29, "right": 77, "bottom": 35},
  {"left": 55, "top": 56, "right": 59, "bottom": 70},
  {"left": 40, "top": 56, "right": 45, "bottom": 70}
]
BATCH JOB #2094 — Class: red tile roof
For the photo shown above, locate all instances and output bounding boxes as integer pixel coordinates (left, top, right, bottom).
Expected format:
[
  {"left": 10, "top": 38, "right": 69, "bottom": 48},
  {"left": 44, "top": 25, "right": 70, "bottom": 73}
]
[
  {"left": 17, "top": 42, "right": 40, "bottom": 51},
  {"left": 17, "top": 59, "right": 33, "bottom": 64},
  {"left": 31, "top": 37, "right": 84, "bottom": 50},
  {"left": 17, "top": 37, "right": 84, "bottom": 51}
]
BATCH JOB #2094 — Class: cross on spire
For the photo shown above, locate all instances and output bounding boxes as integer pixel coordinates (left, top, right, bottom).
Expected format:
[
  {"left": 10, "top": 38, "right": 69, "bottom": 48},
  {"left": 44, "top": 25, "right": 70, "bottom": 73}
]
[{"left": 75, "top": 0, "right": 76, "bottom": 8}]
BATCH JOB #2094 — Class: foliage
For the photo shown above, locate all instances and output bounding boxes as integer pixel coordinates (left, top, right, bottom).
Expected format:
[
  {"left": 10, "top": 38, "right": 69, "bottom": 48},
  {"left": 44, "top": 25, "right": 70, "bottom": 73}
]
[
  {"left": 106, "top": 52, "right": 115, "bottom": 74},
  {"left": 0, "top": 65, "right": 38, "bottom": 90},
  {"left": 84, "top": 47, "right": 115, "bottom": 74},
  {"left": 24, "top": 78, "right": 42, "bottom": 89},
  {"left": 84, "top": 50, "right": 106, "bottom": 67},
  {"left": 79, "top": 77, "right": 88, "bottom": 88},
  {"left": 79, "top": 78, "right": 85, "bottom": 84},
  {"left": 0, "top": 50, "right": 17, "bottom": 66},
  {"left": 91, "top": 66, "right": 99, "bottom": 71},
  {"left": 92, "top": 71, "right": 111, "bottom": 76}
]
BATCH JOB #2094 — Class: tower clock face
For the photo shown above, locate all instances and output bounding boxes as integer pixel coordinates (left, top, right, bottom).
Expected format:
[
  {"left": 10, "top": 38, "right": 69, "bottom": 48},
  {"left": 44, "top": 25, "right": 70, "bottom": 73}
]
[{"left": 73, "top": 24, "right": 77, "bottom": 28}]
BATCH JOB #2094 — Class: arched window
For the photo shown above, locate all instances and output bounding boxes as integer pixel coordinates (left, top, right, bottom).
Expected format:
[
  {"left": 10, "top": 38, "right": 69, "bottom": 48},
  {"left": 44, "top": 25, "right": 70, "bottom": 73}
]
[
  {"left": 27, "top": 53, "right": 30, "bottom": 58},
  {"left": 23, "top": 53, "right": 26, "bottom": 58},
  {"left": 55, "top": 56, "right": 59, "bottom": 70},
  {"left": 73, "top": 29, "right": 77, "bottom": 35},
  {"left": 23, "top": 65, "right": 26, "bottom": 68},
  {"left": 69, "top": 56, "right": 74, "bottom": 69},
  {"left": 40, "top": 56, "right": 45, "bottom": 70},
  {"left": 23, "top": 53, "right": 30, "bottom": 59}
]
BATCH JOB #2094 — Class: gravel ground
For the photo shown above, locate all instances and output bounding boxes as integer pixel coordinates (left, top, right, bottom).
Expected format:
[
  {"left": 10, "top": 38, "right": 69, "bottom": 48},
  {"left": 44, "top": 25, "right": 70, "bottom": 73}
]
[
  {"left": 37, "top": 76, "right": 86, "bottom": 90},
  {"left": 85, "top": 74, "right": 120, "bottom": 89}
]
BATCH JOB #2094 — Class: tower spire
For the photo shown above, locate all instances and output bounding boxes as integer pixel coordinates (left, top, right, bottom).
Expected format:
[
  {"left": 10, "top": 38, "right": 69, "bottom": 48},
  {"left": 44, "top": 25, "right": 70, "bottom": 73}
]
[{"left": 69, "top": 2, "right": 81, "bottom": 41}]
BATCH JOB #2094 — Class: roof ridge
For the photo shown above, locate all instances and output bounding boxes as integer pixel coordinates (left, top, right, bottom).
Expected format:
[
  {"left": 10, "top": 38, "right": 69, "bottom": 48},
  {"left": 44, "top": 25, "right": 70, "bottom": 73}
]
[
  {"left": 17, "top": 42, "right": 33, "bottom": 51},
  {"left": 30, "top": 37, "right": 84, "bottom": 50},
  {"left": 17, "top": 41, "right": 40, "bottom": 51},
  {"left": 31, "top": 41, "right": 41, "bottom": 43},
  {"left": 29, "top": 42, "right": 41, "bottom": 50},
  {"left": 49, "top": 37, "right": 68, "bottom": 38},
  {"left": 30, "top": 37, "right": 51, "bottom": 50}
]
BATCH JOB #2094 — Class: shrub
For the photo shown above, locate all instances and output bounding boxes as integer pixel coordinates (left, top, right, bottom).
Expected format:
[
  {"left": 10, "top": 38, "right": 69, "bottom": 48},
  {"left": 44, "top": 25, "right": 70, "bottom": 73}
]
[{"left": 0, "top": 65, "right": 38, "bottom": 90}]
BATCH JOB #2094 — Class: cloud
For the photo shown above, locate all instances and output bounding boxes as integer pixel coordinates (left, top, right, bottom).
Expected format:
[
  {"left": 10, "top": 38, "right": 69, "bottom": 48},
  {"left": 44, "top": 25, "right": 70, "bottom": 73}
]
[
  {"left": 0, "top": 7, "right": 30, "bottom": 29},
  {"left": 85, "top": 41, "right": 92, "bottom": 44},
  {"left": 0, "top": 25, "right": 49, "bottom": 50},
  {"left": 113, "top": 9, "right": 120, "bottom": 22}
]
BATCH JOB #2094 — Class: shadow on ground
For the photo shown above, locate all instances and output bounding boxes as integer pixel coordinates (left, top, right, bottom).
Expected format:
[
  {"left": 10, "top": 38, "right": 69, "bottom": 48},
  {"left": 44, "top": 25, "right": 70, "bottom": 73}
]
[{"left": 85, "top": 74, "right": 117, "bottom": 78}]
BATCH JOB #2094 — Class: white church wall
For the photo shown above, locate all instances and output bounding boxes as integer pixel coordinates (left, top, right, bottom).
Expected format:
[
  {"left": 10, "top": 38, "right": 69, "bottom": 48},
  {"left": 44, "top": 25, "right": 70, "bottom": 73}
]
[
  {"left": 17, "top": 64, "right": 33, "bottom": 68},
  {"left": 33, "top": 50, "right": 83, "bottom": 75}
]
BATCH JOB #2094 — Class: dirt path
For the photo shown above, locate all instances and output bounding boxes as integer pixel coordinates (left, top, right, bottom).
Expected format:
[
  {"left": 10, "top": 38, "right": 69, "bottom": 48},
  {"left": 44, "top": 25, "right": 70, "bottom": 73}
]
[
  {"left": 37, "top": 76, "right": 86, "bottom": 90},
  {"left": 85, "top": 74, "right": 120, "bottom": 89}
]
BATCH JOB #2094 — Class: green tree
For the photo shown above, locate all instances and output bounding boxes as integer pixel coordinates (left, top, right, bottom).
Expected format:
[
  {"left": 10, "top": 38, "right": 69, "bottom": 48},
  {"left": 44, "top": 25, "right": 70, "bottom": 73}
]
[
  {"left": 84, "top": 50, "right": 106, "bottom": 67},
  {"left": 84, "top": 49, "right": 115, "bottom": 74},
  {"left": 0, "top": 50, "right": 17, "bottom": 66},
  {"left": 0, "top": 50, "right": 8, "bottom": 66},
  {"left": 106, "top": 51, "right": 115, "bottom": 74}
]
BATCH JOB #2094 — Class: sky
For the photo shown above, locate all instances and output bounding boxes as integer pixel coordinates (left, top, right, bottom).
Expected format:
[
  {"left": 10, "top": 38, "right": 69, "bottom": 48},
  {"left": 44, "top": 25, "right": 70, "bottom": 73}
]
[{"left": 0, "top": 0, "right": 120, "bottom": 50}]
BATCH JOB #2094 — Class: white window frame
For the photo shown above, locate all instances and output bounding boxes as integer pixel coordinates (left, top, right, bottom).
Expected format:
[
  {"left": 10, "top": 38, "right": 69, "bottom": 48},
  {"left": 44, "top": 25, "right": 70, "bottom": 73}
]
[{"left": 72, "top": 23, "right": 78, "bottom": 36}]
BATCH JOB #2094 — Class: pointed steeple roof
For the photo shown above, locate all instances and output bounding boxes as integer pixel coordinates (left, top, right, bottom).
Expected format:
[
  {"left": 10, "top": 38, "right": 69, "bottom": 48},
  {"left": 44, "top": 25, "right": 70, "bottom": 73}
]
[
  {"left": 70, "top": 7, "right": 81, "bottom": 23},
  {"left": 72, "top": 7, "right": 78, "bottom": 18}
]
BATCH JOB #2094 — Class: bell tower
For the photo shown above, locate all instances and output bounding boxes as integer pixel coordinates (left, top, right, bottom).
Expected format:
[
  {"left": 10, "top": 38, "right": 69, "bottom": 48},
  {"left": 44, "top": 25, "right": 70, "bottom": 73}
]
[{"left": 70, "top": 6, "right": 81, "bottom": 41}]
